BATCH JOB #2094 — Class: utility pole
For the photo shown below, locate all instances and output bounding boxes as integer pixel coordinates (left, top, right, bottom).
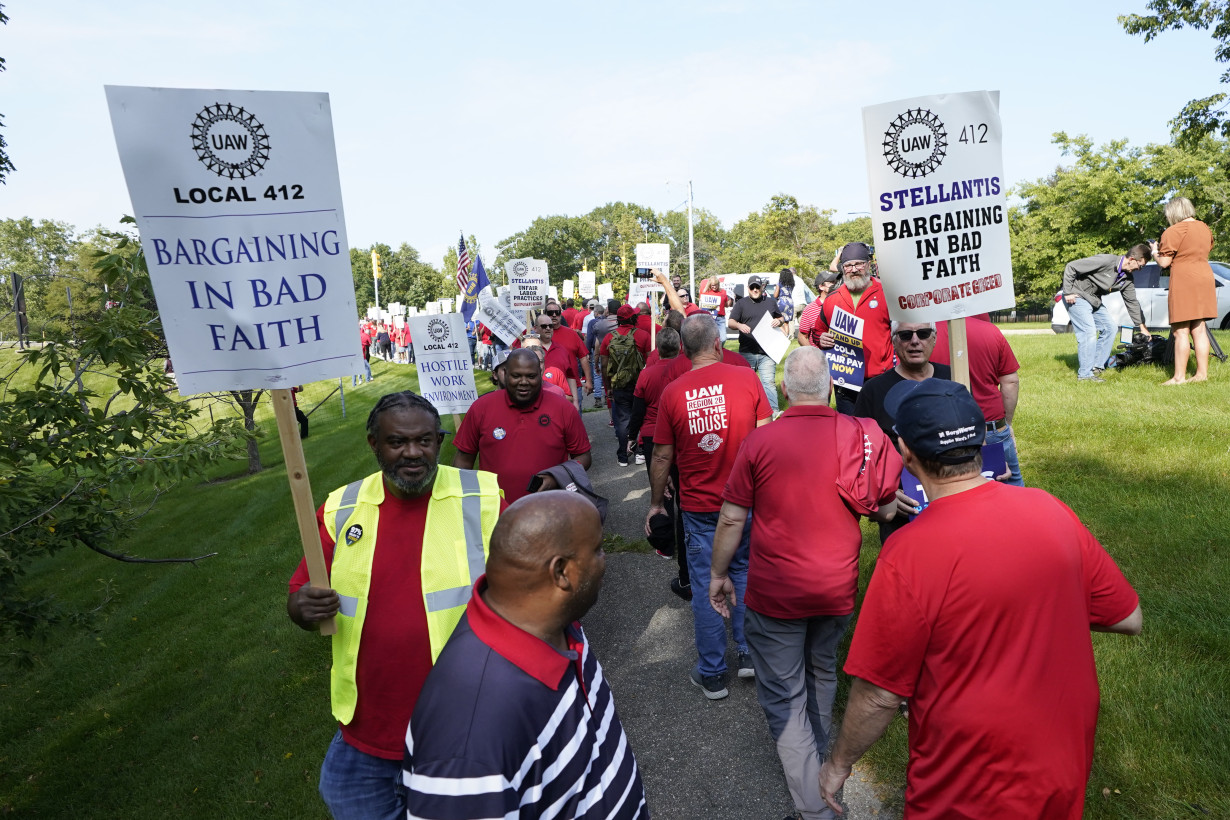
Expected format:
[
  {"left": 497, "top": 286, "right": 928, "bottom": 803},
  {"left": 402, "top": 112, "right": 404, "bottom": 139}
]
[
  {"left": 371, "top": 250, "right": 382, "bottom": 312},
  {"left": 688, "top": 180, "right": 696, "bottom": 298}
]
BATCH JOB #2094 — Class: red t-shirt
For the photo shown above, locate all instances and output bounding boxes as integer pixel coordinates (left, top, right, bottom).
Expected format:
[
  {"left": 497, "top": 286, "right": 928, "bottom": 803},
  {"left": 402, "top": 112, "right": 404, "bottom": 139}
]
[
  {"left": 598, "top": 325, "right": 651, "bottom": 358},
  {"left": 542, "top": 341, "right": 579, "bottom": 385},
  {"left": 562, "top": 307, "right": 581, "bottom": 329},
  {"left": 818, "top": 279, "right": 893, "bottom": 380},
  {"left": 453, "top": 388, "right": 591, "bottom": 503},
  {"left": 632, "top": 357, "right": 680, "bottom": 443},
  {"left": 723, "top": 406, "right": 895, "bottom": 618},
  {"left": 289, "top": 486, "right": 432, "bottom": 760},
  {"left": 541, "top": 367, "right": 570, "bottom": 398},
  {"left": 664, "top": 348, "right": 752, "bottom": 381},
  {"left": 654, "top": 362, "right": 771, "bottom": 512},
  {"left": 635, "top": 314, "right": 662, "bottom": 337},
  {"left": 931, "top": 315, "right": 1019, "bottom": 422},
  {"left": 845, "top": 481, "right": 1139, "bottom": 819}
]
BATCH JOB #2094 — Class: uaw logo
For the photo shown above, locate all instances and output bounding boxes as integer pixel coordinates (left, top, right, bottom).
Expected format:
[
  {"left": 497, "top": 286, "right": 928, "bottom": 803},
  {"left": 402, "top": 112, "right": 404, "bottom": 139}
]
[
  {"left": 512, "top": 260, "right": 529, "bottom": 277},
  {"left": 191, "top": 103, "right": 271, "bottom": 180},
  {"left": 698, "top": 433, "right": 723, "bottom": 453},
  {"left": 882, "top": 108, "right": 947, "bottom": 179},
  {"left": 427, "top": 318, "right": 450, "bottom": 343}
]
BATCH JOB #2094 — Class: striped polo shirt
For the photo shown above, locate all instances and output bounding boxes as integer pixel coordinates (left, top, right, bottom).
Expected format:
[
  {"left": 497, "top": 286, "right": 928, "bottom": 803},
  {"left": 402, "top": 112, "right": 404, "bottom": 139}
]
[{"left": 403, "top": 577, "right": 647, "bottom": 819}]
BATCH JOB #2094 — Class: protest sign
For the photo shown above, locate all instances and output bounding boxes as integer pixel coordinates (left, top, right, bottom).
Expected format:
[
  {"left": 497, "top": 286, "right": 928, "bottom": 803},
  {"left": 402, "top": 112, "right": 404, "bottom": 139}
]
[
  {"left": 824, "top": 307, "right": 866, "bottom": 390},
  {"left": 597, "top": 282, "right": 614, "bottom": 301},
  {"left": 405, "top": 314, "right": 478, "bottom": 415},
  {"left": 477, "top": 288, "right": 527, "bottom": 346},
  {"left": 578, "top": 271, "right": 596, "bottom": 299},
  {"left": 562, "top": 279, "right": 574, "bottom": 299},
  {"left": 547, "top": 285, "right": 559, "bottom": 302},
  {"left": 635, "top": 243, "right": 669, "bottom": 293},
  {"left": 105, "top": 86, "right": 362, "bottom": 396},
  {"left": 862, "top": 90, "right": 1014, "bottom": 323},
  {"left": 426, "top": 302, "right": 441, "bottom": 315},
  {"left": 506, "top": 258, "right": 548, "bottom": 310}
]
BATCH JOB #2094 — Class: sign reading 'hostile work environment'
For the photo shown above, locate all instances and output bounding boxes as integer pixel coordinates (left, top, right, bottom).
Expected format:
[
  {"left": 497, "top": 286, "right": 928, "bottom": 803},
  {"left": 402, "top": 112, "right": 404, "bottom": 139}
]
[
  {"left": 105, "top": 86, "right": 363, "bottom": 395},
  {"left": 405, "top": 314, "right": 478, "bottom": 415},
  {"left": 863, "top": 90, "right": 1014, "bottom": 323}
]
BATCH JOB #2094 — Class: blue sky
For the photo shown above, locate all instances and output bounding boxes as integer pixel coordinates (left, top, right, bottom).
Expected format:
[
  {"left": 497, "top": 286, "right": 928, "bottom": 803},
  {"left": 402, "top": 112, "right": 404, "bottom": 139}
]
[{"left": 1, "top": 0, "right": 1219, "bottom": 268}]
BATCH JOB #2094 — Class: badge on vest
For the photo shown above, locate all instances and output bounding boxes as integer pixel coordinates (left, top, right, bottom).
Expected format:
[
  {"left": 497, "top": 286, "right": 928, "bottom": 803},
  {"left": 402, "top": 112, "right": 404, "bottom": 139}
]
[
  {"left": 869, "top": 299, "right": 879, "bottom": 308},
  {"left": 344, "top": 524, "right": 363, "bottom": 546},
  {"left": 493, "top": 427, "right": 507, "bottom": 440}
]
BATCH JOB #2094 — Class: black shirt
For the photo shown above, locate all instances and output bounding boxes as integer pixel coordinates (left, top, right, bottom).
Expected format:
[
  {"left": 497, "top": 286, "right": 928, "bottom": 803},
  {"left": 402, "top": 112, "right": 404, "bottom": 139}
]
[
  {"left": 852, "top": 363, "right": 953, "bottom": 443},
  {"left": 728, "top": 295, "right": 780, "bottom": 354}
]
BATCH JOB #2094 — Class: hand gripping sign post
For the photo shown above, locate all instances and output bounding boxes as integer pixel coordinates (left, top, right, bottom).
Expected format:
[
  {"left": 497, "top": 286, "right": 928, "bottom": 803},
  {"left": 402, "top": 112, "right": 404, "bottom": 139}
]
[
  {"left": 405, "top": 313, "right": 479, "bottom": 432},
  {"left": 106, "top": 86, "right": 367, "bottom": 635},
  {"left": 862, "top": 90, "right": 1015, "bottom": 386}
]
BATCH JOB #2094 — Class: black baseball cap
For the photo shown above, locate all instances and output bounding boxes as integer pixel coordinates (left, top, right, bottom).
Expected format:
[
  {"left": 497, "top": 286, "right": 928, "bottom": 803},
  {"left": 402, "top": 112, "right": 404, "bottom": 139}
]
[
  {"left": 884, "top": 378, "right": 985, "bottom": 463},
  {"left": 747, "top": 276, "right": 765, "bottom": 289}
]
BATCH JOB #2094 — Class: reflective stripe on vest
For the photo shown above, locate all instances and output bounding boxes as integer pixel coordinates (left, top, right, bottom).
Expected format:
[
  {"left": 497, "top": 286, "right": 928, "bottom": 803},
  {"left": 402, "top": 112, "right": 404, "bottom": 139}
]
[{"left": 322, "top": 466, "right": 501, "bottom": 725}]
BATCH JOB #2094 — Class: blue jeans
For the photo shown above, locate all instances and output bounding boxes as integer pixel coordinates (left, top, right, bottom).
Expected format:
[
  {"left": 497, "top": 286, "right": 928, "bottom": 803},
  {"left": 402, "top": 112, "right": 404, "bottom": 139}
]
[
  {"left": 318, "top": 730, "right": 406, "bottom": 820},
  {"left": 986, "top": 423, "right": 1024, "bottom": 486},
  {"left": 352, "top": 358, "right": 371, "bottom": 386},
  {"left": 1068, "top": 298, "right": 1115, "bottom": 379},
  {"left": 741, "top": 351, "right": 779, "bottom": 411},
  {"left": 682, "top": 510, "right": 751, "bottom": 677},
  {"left": 591, "top": 354, "right": 604, "bottom": 400}
]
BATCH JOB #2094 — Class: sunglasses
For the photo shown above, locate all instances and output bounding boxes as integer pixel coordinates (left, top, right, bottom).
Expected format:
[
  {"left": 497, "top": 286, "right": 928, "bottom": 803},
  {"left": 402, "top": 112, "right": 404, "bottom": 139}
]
[
  {"left": 537, "top": 323, "right": 553, "bottom": 329},
  {"left": 544, "top": 310, "right": 562, "bottom": 317},
  {"left": 895, "top": 328, "right": 934, "bottom": 341}
]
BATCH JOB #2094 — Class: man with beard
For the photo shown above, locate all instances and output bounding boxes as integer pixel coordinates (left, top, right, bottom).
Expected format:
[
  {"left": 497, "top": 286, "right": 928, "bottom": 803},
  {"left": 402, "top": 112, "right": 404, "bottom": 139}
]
[
  {"left": 404, "top": 492, "right": 647, "bottom": 818},
  {"left": 815, "top": 243, "right": 893, "bottom": 414},
  {"left": 453, "top": 349, "right": 592, "bottom": 504},
  {"left": 286, "top": 391, "right": 504, "bottom": 820}
]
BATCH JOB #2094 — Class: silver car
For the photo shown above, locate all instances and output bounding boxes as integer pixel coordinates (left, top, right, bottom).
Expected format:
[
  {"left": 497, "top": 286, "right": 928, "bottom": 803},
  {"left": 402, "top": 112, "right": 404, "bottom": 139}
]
[{"left": 1052, "top": 261, "right": 1230, "bottom": 333}]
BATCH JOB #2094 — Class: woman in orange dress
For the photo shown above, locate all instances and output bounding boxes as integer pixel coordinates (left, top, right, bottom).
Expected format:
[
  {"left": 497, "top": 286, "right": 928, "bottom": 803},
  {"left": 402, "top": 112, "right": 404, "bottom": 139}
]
[{"left": 1151, "top": 197, "right": 1217, "bottom": 384}]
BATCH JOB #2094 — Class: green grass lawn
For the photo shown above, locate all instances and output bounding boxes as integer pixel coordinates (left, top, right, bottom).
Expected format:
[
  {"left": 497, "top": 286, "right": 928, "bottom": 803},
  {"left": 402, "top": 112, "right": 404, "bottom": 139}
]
[{"left": 3, "top": 335, "right": 1229, "bottom": 818}]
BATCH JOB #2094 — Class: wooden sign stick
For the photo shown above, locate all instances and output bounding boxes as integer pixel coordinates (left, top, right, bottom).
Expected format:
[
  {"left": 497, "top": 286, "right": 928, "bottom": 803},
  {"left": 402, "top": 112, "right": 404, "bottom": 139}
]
[
  {"left": 947, "top": 317, "right": 971, "bottom": 390},
  {"left": 272, "top": 388, "right": 336, "bottom": 636}
]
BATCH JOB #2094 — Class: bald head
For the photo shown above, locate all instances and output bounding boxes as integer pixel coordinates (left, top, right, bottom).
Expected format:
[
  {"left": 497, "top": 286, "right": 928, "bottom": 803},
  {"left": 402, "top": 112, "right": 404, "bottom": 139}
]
[
  {"left": 681, "top": 313, "right": 720, "bottom": 359},
  {"left": 506, "top": 348, "right": 539, "bottom": 369}
]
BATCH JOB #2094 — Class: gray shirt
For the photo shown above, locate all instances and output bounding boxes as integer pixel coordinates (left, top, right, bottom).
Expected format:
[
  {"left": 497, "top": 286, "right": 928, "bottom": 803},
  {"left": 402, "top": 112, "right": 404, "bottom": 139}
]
[{"left": 1061, "top": 254, "right": 1145, "bottom": 326}]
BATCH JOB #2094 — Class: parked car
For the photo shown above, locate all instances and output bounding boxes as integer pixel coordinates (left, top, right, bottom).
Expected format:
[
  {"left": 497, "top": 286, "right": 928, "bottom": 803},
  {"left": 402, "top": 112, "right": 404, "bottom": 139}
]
[
  {"left": 715, "top": 273, "right": 817, "bottom": 341},
  {"left": 1051, "top": 261, "right": 1230, "bottom": 333}
]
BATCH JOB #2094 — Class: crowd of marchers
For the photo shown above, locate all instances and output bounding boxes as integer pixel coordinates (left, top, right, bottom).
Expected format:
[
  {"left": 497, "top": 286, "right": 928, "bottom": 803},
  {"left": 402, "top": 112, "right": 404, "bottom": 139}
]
[{"left": 286, "top": 240, "right": 1146, "bottom": 820}]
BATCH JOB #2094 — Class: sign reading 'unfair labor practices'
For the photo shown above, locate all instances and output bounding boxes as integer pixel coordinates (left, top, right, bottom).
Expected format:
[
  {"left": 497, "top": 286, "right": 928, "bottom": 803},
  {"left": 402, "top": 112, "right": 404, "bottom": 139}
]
[
  {"left": 825, "top": 307, "right": 867, "bottom": 390},
  {"left": 105, "top": 86, "right": 362, "bottom": 395},
  {"left": 506, "top": 258, "right": 549, "bottom": 310},
  {"left": 405, "top": 314, "right": 478, "bottom": 415},
  {"left": 635, "top": 243, "right": 669, "bottom": 292},
  {"left": 863, "top": 90, "right": 1014, "bottom": 323}
]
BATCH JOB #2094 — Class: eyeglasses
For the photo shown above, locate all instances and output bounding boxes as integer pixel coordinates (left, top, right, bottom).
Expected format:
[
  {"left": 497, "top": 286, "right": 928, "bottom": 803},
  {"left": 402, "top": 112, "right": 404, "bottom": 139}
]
[
  {"left": 544, "top": 310, "right": 561, "bottom": 317},
  {"left": 842, "top": 261, "right": 869, "bottom": 272},
  {"left": 894, "top": 328, "right": 934, "bottom": 342}
]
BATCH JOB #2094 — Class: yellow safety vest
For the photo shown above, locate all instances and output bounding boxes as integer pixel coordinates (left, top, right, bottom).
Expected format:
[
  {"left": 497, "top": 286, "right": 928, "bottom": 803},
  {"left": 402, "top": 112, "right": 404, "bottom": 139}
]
[{"left": 322, "top": 465, "right": 502, "bottom": 724}]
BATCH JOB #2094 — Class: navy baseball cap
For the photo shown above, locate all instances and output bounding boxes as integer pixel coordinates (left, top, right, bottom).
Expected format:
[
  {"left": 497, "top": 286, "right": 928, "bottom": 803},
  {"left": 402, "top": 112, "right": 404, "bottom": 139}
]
[{"left": 884, "top": 378, "right": 985, "bottom": 463}]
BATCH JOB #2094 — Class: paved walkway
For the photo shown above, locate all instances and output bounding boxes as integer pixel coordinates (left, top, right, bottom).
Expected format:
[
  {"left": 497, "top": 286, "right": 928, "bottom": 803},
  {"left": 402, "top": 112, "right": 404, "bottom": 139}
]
[{"left": 578, "top": 405, "right": 901, "bottom": 820}]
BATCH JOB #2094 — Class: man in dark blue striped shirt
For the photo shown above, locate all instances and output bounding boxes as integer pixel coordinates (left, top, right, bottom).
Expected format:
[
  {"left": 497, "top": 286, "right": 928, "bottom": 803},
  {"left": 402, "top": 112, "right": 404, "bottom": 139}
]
[{"left": 403, "top": 491, "right": 647, "bottom": 819}]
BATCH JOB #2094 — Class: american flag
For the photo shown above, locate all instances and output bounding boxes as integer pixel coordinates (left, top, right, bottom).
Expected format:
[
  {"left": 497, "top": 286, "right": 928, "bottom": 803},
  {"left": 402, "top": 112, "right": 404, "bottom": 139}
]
[{"left": 456, "top": 234, "right": 472, "bottom": 294}]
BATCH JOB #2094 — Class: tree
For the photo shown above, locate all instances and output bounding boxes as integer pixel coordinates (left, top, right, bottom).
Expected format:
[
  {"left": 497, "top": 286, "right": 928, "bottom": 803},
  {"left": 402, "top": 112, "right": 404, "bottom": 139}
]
[
  {"left": 0, "top": 218, "right": 76, "bottom": 338},
  {"left": 724, "top": 194, "right": 867, "bottom": 280},
  {"left": 1121, "top": 1, "right": 1230, "bottom": 147},
  {"left": 351, "top": 242, "right": 445, "bottom": 312},
  {"left": 0, "top": 222, "right": 247, "bottom": 644}
]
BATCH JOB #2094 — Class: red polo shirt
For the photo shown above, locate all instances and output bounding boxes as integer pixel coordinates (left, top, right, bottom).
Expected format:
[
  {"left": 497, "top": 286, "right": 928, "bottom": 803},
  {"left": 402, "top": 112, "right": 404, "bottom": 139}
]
[
  {"left": 635, "top": 314, "right": 662, "bottom": 337},
  {"left": 931, "top": 314, "right": 1019, "bottom": 422},
  {"left": 655, "top": 362, "right": 771, "bottom": 512},
  {"left": 561, "top": 307, "right": 581, "bottom": 330},
  {"left": 818, "top": 278, "right": 893, "bottom": 380},
  {"left": 453, "top": 389, "right": 591, "bottom": 503},
  {"left": 723, "top": 405, "right": 894, "bottom": 618},
  {"left": 542, "top": 341, "right": 579, "bottom": 385}
]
